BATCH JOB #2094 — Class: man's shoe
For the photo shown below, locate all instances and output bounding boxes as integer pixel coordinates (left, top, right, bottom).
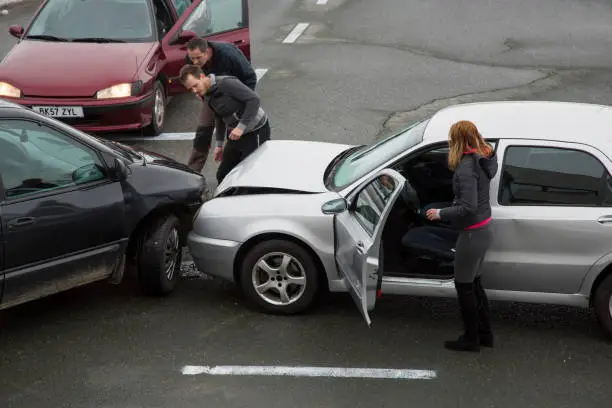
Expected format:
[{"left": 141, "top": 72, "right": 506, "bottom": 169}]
[
  {"left": 479, "top": 333, "right": 494, "bottom": 348},
  {"left": 444, "top": 334, "right": 480, "bottom": 352}
]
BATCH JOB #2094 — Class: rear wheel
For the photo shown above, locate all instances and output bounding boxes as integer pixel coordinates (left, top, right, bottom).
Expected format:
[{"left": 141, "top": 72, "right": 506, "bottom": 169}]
[
  {"left": 594, "top": 273, "right": 612, "bottom": 340},
  {"left": 240, "top": 240, "right": 319, "bottom": 315},
  {"left": 137, "top": 214, "right": 182, "bottom": 296}
]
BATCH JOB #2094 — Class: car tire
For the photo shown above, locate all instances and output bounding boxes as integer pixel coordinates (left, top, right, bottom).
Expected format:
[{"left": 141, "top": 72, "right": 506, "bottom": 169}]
[
  {"left": 240, "top": 239, "right": 319, "bottom": 315},
  {"left": 137, "top": 214, "right": 182, "bottom": 296},
  {"left": 594, "top": 273, "right": 612, "bottom": 339},
  {"left": 144, "top": 80, "right": 166, "bottom": 136}
]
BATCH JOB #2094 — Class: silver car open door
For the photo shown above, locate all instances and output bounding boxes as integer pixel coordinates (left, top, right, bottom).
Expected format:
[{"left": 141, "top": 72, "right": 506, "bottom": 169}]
[{"left": 333, "top": 168, "right": 407, "bottom": 326}]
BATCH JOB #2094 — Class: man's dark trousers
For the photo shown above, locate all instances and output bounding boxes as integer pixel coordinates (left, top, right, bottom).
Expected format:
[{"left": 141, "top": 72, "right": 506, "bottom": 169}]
[{"left": 216, "top": 120, "right": 271, "bottom": 183}]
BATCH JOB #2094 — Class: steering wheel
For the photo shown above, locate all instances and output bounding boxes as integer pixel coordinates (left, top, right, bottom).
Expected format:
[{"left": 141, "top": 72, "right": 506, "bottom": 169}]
[{"left": 71, "top": 163, "right": 103, "bottom": 183}]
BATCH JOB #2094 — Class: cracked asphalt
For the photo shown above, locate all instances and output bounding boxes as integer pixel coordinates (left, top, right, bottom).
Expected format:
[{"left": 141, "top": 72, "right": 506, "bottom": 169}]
[{"left": 1, "top": 0, "right": 612, "bottom": 407}]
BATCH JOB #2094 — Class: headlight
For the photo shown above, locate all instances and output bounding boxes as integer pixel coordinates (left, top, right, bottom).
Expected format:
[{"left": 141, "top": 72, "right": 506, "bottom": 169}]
[
  {"left": 0, "top": 81, "right": 21, "bottom": 98},
  {"left": 96, "top": 83, "right": 131, "bottom": 99}
]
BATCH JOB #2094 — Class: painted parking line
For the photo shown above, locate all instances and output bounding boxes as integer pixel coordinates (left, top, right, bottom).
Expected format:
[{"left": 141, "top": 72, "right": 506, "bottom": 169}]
[
  {"left": 316, "top": 0, "right": 328, "bottom": 4},
  {"left": 282, "top": 23, "right": 310, "bottom": 44},
  {"left": 255, "top": 68, "right": 269, "bottom": 81},
  {"left": 181, "top": 365, "right": 437, "bottom": 380}
]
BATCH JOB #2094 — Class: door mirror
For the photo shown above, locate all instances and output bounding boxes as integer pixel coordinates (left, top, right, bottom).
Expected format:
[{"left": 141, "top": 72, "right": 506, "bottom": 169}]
[
  {"left": 171, "top": 29, "right": 197, "bottom": 46},
  {"left": 113, "top": 158, "right": 128, "bottom": 181},
  {"left": 322, "top": 198, "right": 348, "bottom": 214},
  {"left": 9, "top": 25, "right": 24, "bottom": 39}
]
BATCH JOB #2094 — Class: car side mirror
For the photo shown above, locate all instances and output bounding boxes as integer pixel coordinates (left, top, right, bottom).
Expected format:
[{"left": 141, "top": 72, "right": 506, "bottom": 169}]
[
  {"left": 113, "top": 158, "right": 128, "bottom": 181},
  {"left": 171, "top": 29, "right": 197, "bottom": 46},
  {"left": 9, "top": 25, "right": 24, "bottom": 39},
  {"left": 322, "top": 198, "right": 348, "bottom": 214}
]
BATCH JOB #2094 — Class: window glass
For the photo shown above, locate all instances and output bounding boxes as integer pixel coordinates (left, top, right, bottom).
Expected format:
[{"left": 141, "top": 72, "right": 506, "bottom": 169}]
[
  {"left": 499, "top": 146, "right": 612, "bottom": 206},
  {"left": 182, "top": 0, "right": 244, "bottom": 36},
  {"left": 26, "top": 0, "right": 154, "bottom": 42},
  {"left": 0, "top": 120, "right": 105, "bottom": 199},
  {"left": 331, "top": 119, "right": 429, "bottom": 191},
  {"left": 171, "top": 0, "right": 191, "bottom": 16},
  {"left": 353, "top": 175, "right": 397, "bottom": 235}
]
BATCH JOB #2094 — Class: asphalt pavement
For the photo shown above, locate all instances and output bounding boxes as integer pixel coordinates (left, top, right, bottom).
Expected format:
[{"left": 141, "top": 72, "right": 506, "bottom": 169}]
[{"left": 1, "top": 0, "right": 612, "bottom": 407}]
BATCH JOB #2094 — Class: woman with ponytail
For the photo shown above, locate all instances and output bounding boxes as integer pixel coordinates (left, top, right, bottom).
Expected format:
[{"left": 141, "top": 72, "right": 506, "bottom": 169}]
[{"left": 403, "top": 120, "right": 498, "bottom": 352}]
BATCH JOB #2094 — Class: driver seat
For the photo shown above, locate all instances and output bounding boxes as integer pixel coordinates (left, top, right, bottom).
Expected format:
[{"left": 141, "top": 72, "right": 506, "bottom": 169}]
[{"left": 401, "top": 226, "right": 456, "bottom": 263}]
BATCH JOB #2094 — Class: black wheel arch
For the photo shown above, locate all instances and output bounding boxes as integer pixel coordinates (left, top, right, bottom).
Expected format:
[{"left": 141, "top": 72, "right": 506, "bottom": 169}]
[
  {"left": 125, "top": 202, "right": 194, "bottom": 260},
  {"left": 590, "top": 263, "right": 612, "bottom": 307}
]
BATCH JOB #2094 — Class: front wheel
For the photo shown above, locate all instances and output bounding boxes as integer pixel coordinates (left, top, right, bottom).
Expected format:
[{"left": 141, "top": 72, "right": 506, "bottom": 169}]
[
  {"left": 594, "top": 273, "right": 612, "bottom": 340},
  {"left": 137, "top": 214, "right": 183, "bottom": 296},
  {"left": 144, "top": 80, "right": 166, "bottom": 136},
  {"left": 240, "top": 240, "right": 319, "bottom": 315}
]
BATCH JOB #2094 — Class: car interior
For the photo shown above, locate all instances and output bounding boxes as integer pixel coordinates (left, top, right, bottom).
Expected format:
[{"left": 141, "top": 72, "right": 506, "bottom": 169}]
[
  {"left": 0, "top": 126, "right": 105, "bottom": 199},
  {"left": 377, "top": 141, "right": 497, "bottom": 280}
]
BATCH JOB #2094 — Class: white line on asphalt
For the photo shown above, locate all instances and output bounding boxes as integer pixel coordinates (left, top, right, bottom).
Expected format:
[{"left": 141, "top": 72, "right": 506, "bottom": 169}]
[
  {"left": 316, "top": 0, "right": 328, "bottom": 4},
  {"left": 181, "top": 365, "right": 437, "bottom": 380},
  {"left": 255, "top": 68, "right": 269, "bottom": 81},
  {"left": 282, "top": 23, "right": 310, "bottom": 44},
  {"left": 109, "top": 132, "right": 195, "bottom": 141},
  {"left": 0, "top": 0, "right": 23, "bottom": 7}
]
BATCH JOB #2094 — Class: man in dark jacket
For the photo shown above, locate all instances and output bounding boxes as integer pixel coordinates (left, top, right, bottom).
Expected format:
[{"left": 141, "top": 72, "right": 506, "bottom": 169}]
[
  {"left": 179, "top": 64, "right": 270, "bottom": 183},
  {"left": 184, "top": 37, "right": 258, "bottom": 172}
]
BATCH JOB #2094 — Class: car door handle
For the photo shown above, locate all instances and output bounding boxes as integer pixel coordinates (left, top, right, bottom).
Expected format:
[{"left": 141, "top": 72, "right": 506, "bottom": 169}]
[
  {"left": 233, "top": 39, "right": 245, "bottom": 45},
  {"left": 7, "top": 217, "right": 35, "bottom": 229},
  {"left": 597, "top": 215, "right": 612, "bottom": 224},
  {"left": 356, "top": 241, "right": 366, "bottom": 254}
]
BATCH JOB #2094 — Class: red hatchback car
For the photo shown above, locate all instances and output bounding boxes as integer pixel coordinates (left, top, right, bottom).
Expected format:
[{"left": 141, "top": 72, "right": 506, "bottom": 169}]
[{"left": 0, "top": 0, "right": 251, "bottom": 136}]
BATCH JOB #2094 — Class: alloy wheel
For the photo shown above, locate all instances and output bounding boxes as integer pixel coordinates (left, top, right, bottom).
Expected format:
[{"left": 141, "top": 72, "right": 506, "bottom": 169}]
[
  {"left": 164, "top": 227, "right": 180, "bottom": 280},
  {"left": 251, "top": 252, "right": 307, "bottom": 306},
  {"left": 154, "top": 87, "right": 165, "bottom": 128}
]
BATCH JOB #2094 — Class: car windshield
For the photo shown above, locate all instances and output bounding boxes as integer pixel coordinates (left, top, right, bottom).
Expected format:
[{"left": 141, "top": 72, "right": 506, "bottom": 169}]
[
  {"left": 25, "top": 0, "right": 155, "bottom": 42},
  {"left": 328, "top": 119, "right": 429, "bottom": 191}
]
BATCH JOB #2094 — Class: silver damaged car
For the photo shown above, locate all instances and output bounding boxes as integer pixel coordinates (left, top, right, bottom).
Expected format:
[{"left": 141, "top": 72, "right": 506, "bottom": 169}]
[{"left": 188, "top": 101, "right": 612, "bottom": 339}]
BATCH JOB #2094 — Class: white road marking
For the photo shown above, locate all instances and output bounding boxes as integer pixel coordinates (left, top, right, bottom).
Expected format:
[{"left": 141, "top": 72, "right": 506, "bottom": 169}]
[
  {"left": 0, "top": 0, "right": 23, "bottom": 7},
  {"left": 316, "top": 0, "right": 328, "bottom": 4},
  {"left": 109, "top": 132, "right": 195, "bottom": 141},
  {"left": 282, "top": 23, "right": 310, "bottom": 44},
  {"left": 255, "top": 68, "right": 269, "bottom": 82},
  {"left": 181, "top": 365, "right": 437, "bottom": 380}
]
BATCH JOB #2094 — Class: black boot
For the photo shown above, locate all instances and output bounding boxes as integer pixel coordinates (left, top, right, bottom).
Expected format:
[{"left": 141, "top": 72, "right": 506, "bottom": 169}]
[
  {"left": 474, "top": 276, "right": 494, "bottom": 347},
  {"left": 444, "top": 282, "right": 480, "bottom": 352}
]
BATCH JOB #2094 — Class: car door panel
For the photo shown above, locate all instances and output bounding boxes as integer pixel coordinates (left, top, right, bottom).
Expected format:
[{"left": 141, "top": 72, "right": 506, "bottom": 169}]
[
  {"left": 0, "top": 182, "right": 4, "bottom": 304},
  {"left": 334, "top": 169, "right": 407, "bottom": 325},
  {"left": 1, "top": 181, "right": 127, "bottom": 309},
  {"left": 0, "top": 119, "right": 127, "bottom": 309},
  {"left": 482, "top": 139, "right": 612, "bottom": 294}
]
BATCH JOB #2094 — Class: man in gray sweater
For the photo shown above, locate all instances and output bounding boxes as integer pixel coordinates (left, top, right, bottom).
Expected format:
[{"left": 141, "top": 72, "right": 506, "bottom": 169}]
[{"left": 179, "top": 64, "right": 271, "bottom": 183}]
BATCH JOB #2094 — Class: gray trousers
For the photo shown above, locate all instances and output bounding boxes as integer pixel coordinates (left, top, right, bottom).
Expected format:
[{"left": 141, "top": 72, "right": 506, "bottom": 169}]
[{"left": 454, "top": 225, "right": 492, "bottom": 283}]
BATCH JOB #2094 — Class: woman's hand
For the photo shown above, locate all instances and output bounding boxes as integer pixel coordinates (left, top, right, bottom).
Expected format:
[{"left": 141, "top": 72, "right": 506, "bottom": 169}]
[{"left": 426, "top": 208, "right": 440, "bottom": 221}]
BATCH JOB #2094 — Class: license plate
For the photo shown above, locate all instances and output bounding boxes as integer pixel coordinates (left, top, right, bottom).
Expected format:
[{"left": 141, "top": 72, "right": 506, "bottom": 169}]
[{"left": 32, "top": 106, "right": 84, "bottom": 118}]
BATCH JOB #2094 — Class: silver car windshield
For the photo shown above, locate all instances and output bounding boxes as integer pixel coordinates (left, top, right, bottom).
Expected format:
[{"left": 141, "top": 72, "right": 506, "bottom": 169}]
[
  {"left": 26, "top": 0, "right": 155, "bottom": 42},
  {"left": 329, "top": 119, "right": 429, "bottom": 191}
]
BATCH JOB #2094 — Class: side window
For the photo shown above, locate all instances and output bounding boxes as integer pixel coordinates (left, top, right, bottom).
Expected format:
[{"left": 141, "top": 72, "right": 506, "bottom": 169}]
[
  {"left": 182, "top": 0, "right": 244, "bottom": 37},
  {"left": 0, "top": 120, "right": 105, "bottom": 200},
  {"left": 171, "top": 0, "right": 191, "bottom": 17},
  {"left": 153, "top": 0, "right": 175, "bottom": 37},
  {"left": 499, "top": 146, "right": 612, "bottom": 206},
  {"left": 352, "top": 175, "right": 397, "bottom": 235}
]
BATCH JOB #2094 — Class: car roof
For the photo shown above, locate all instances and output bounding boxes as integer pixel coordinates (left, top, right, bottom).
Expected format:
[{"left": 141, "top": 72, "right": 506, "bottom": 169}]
[{"left": 423, "top": 100, "right": 612, "bottom": 148}]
